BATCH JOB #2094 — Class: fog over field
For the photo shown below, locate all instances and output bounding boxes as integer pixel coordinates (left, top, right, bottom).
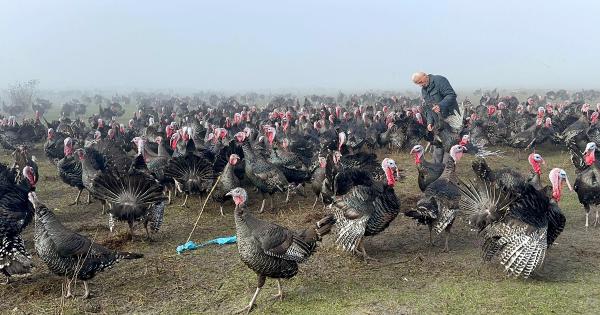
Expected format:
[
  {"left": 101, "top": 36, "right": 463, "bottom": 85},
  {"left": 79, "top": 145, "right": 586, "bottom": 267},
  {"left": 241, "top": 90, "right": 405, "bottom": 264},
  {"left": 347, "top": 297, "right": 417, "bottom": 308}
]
[{"left": 1, "top": 0, "right": 599, "bottom": 93}]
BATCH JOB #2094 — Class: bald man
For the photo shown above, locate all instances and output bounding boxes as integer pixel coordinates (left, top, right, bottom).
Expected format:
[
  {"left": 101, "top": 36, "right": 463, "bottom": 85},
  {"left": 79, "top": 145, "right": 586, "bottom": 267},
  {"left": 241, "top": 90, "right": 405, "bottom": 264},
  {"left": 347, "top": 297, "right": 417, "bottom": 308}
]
[
  {"left": 412, "top": 72, "right": 458, "bottom": 123},
  {"left": 412, "top": 72, "right": 458, "bottom": 163}
]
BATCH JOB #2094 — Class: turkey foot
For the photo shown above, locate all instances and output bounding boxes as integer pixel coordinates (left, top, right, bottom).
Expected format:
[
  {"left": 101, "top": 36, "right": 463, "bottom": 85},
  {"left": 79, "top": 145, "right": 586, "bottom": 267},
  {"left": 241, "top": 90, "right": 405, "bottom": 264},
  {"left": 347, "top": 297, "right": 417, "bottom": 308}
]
[
  {"left": 270, "top": 279, "right": 284, "bottom": 301},
  {"left": 235, "top": 286, "right": 261, "bottom": 314},
  {"left": 179, "top": 195, "right": 189, "bottom": 207},
  {"left": 80, "top": 281, "right": 91, "bottom": 299},
  {"left": 357, "top": 239, "right": 378, "bottom": 262},
  {"left": 69, "top": 189, "right": 84, "bottom": 206}
]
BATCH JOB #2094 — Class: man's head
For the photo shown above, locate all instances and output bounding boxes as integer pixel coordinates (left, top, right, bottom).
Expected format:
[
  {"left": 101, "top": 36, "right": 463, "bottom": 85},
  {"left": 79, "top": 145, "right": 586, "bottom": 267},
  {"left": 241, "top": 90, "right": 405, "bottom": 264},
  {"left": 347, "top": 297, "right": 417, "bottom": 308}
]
[{"left": 411, "top": 72, "right": 429, "bottom": 88}]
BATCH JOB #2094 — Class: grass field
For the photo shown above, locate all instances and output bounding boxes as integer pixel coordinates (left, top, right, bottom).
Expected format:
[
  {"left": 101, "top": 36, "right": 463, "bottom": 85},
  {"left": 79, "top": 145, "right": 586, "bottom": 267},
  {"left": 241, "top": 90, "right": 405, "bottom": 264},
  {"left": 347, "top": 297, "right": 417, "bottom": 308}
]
[{"left": 1, "top": 139, "right": 599, "bottom": 315}]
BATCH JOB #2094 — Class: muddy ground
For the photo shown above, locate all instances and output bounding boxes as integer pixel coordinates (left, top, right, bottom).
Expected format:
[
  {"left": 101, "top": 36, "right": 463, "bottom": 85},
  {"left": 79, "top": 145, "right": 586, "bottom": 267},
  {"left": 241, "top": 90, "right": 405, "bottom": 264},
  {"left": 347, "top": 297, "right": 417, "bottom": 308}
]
[{"left": 1, "top": 142, "right": 599, "bottom": 315}]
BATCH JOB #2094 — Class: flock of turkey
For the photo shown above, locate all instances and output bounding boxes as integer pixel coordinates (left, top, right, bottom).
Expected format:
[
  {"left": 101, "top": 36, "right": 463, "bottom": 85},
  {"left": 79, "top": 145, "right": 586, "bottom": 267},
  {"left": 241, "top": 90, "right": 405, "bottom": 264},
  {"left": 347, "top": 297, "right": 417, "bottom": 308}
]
[{"left": 1, "top": 90, "right": 600, "bottom": 313}]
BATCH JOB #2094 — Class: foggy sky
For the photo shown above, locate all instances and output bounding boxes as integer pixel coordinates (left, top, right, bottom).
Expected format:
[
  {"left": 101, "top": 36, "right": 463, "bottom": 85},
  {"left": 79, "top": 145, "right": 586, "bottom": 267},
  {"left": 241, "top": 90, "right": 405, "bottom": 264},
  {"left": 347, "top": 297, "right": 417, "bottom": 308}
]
[{"left": 1, "top": 0, "right": 599, "bottom": 92}]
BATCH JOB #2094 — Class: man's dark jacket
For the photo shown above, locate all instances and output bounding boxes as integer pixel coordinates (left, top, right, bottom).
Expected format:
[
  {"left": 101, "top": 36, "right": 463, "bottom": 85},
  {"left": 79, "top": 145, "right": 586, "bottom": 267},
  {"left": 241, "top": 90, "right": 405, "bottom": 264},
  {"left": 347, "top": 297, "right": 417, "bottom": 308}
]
[{"left": 421, "top": 74, "right": 458, "bottom": 125}]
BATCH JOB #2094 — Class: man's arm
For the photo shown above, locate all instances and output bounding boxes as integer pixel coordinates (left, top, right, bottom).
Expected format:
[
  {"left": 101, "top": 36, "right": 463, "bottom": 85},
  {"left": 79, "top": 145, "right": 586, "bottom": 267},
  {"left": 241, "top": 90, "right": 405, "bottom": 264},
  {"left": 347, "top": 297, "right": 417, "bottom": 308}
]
[{"left": 436, "top": 76, "right": 457, "bottom": 113}]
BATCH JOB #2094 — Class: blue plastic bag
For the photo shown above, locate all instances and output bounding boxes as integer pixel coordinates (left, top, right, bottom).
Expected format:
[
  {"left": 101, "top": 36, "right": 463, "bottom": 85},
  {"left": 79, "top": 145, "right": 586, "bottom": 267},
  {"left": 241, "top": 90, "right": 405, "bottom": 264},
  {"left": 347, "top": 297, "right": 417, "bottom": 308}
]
[{"left": 176, "top": 236, "right": 237, "bottom": 254}]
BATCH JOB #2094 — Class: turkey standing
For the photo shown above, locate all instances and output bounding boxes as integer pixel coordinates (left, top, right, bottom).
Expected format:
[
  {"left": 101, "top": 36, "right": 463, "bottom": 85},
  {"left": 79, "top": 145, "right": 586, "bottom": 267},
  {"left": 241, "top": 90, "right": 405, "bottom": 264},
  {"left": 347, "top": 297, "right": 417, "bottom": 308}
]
[
  {"left": 0, "top": 165, "right": 35, "bottom": 283},
  {"left": 309, "top": 156, "right": 327, "bottom": 210},
  {"left": 211, "top": 154, "right": 241, "bottom": 215},
  {"left": 163, "top": 139, "right": 215, "bottom": 207},
  {"left": 568, "top": 141, "right": 600, "bottom": 228},
  {"left": 75, "top": 148, "right": 107, "bottom": 205},
  {"left": 410, "top": 144, "right": 444, "bottom": 192},
  {"left": 234, "top": 132, "right": 295, "bottom": 212},
  {"left": 57, "top": 137, "right": 86, "bottom": 205},
  {"left": 92, "top": 155, "right": 166, "bottom": 239},
  {"left": 29, "top": 192, "right": 143, "bottom": 298},
  {"left": 44, "top": 128, "right": 67, "bottom": 163},
  {"left": 329, "top": 158, "right": 401, "bottom": 261},
  {"left": 227, "top": 187, "right": 335, "bottom": 314},
  {"left": 405, "top": 145, "right": 466, "bottom": 252},
  {"left": 458, "top": 168, "right": 568, "bottom": 278}
]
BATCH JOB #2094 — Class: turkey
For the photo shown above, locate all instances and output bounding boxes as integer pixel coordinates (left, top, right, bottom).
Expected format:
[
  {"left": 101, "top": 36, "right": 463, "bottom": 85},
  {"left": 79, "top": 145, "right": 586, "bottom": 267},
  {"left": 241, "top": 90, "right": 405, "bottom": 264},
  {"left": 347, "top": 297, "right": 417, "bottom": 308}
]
[
  {"left": 57, "top": 137, "right": 86, "bottom": 205},
  {"left": 328, "top": 158, "right": 401, "bottom": 261},
  {"left": 144, "top": 136, "right": 176, "bottom": 204},
  {"left": 458, "top": 168, "right": 568, "bottom": 278},
  {"left": 163, "top": 139, "right": 215, "bottom": 207},
  {"left": 410, "top": 144, "right": 444, "bottom": 192},
  {"left": 29, "top": 192, "right": 143, "bottom": 298},
  {"left": 269, "top": 138, "right": 311, "bottom": 185},
  {"left": 0, "top": 164, "right": 35, "bottom": 283},
  {"left": 44, "top": 128, "right": 68, "bottom": 163},
  {"left": 211, "top": 154, "right": 241, "bottom": 215},
  {"left": 309, "top": 156, "right": 327, "bottom": 210},
  {"left": 75, "top": 148, "right": 107, "bottom": 205},
  {"left": 568, "top": 141, "right": 600, "bottom": 228},
  {"left": 234, "top": 131, "right": 296, "bottom": 212},
  {"left": 92, "top": 155, "right": 167, "bottom": 239},
  {"left": 405, "top": 145, "right": 466, "bottom": 252},
  {"left": 227, "top": 187, "right": 335, "bottom": 314},
  {"left": 471, "top": 152, "right": 546, "bottom": 193}
]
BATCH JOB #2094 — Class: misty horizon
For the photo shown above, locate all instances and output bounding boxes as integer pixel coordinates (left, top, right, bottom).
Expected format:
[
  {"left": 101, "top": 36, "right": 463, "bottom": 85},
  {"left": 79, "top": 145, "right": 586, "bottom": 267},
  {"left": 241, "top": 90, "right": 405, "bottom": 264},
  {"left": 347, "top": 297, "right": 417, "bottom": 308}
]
[{"left": 2, "top": 1, "right": 599, "bottom": 92}]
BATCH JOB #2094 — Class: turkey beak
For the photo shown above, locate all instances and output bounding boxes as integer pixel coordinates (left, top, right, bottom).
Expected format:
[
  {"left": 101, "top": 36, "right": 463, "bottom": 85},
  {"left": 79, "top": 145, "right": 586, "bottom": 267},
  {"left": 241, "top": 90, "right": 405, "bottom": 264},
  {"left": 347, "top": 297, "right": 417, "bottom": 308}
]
[
  {"left": 394, "top": 166, "right": 401, "bottom": 180},
  {"left": 564, "top": 176, "right": 573, "bottom": 191},
  {"left": 225, "top": 190, "right": 233, "bottom": 197}
]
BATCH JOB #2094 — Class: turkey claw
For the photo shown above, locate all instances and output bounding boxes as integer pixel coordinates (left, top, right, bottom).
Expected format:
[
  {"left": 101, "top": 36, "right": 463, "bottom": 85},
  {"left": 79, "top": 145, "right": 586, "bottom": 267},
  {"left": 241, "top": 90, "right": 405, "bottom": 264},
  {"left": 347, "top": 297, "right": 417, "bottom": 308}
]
[
  {"left": 270, "top": 293, "right": 284, "bottom": 302},
  {"left": 234, "top": 304, "right": 254, "bottom": 314}
]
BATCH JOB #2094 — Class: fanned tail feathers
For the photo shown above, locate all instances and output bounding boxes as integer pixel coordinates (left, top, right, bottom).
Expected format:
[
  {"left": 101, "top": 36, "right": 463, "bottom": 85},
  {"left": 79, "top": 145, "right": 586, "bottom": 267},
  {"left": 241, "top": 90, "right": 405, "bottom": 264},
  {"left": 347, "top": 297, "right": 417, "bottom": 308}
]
[{"left": 458, "top": 179, "right": 515, "bottom": 230}]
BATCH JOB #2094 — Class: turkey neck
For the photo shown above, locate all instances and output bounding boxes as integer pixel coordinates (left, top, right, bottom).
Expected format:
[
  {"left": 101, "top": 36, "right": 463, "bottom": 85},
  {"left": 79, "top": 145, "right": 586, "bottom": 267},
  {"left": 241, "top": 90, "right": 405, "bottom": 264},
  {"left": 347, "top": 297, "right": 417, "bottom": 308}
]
[
  {"left": 34, "top": 204, "right": 62, "bottom": 232},
  {"left": 240, "top": 142, "right": 255, "bottom": 161},
  {"left": 157, "top": 141, "right": 169, "bottom": 157},
  {"left": 233, "top": 204, "right": 255, "bottom": 237},
  {"left": 440, "top": 157, "right": 458, "bottom": 183}
]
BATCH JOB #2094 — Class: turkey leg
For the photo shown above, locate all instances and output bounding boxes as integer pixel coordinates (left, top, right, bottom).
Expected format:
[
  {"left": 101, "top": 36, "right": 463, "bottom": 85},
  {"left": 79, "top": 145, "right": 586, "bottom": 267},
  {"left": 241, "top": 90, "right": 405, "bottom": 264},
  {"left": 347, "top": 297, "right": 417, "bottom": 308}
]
[
  {"left": 82, "top": 281, "right": 90, "bottom": 299},
  {"left": 356, "top": 238, "right": 378, "bottom": 262},
  {"left": 428, "top": 225, "right": 434, "bottom": 246},
  {"left": 128, "top": 220, "right": 135, "bottom": 240},
  {"left": 585, "top": 204, "right": 590, "bottom": 229},
  {"left": 64, "top": 279, "right": 73, "bottom": 298},
  {"left": 236, "top": 274, "right": 266, "bottom": 314},
  {"left": 259, "top": 199, "right": 266, "bottom": 213},
  {"left": 70, "top": 189, "right": 83, "bottom": 205},
  {"left": 180, "top": 194, "right": 189, "bottom": 207},
  {"left": 270, "top": 279, "right": 284, "bottom": 301},
  {"left": 595, "top": 208, "right": 599, "bottom": 227},
  {"left": 443, "top": 229, "right": 451, "bottom": 252},
  {"left": 311, "top": 196, "right": 319, "bottom": 211}
]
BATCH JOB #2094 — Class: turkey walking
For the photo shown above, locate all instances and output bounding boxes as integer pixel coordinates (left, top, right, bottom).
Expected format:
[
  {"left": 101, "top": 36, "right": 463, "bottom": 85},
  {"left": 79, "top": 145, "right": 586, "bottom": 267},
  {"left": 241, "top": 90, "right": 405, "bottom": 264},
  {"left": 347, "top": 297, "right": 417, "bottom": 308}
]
[
  {"left": 227, "top": 187, "right": 335, "bottom": 314},
  {"left": 329, "top": 158, "right": 401, "bottom": 261},
  {"left": 29, "top": 192, "right": 143, "bottom": 298}
]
